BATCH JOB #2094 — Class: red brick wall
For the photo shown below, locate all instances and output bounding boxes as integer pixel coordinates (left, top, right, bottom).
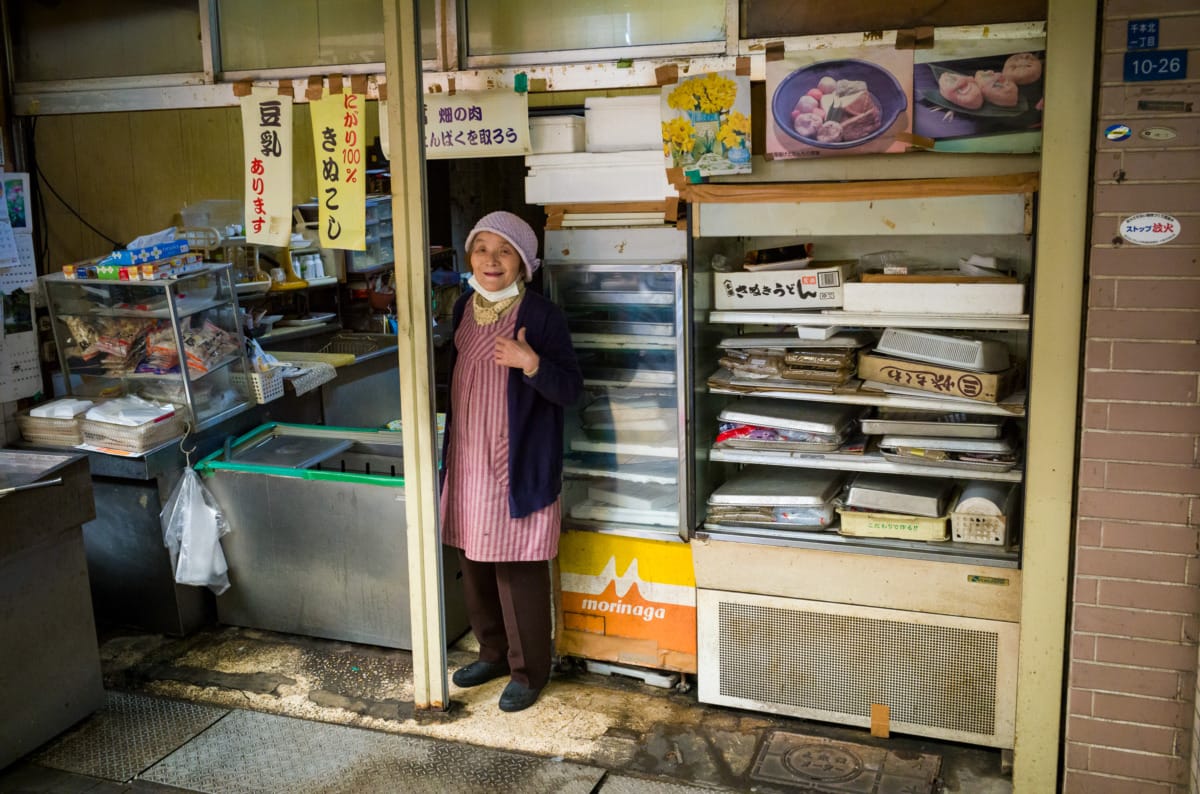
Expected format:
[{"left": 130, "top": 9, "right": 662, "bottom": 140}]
[{"left": 1064, "top": 1, "right": 1200, "bottom": 791}]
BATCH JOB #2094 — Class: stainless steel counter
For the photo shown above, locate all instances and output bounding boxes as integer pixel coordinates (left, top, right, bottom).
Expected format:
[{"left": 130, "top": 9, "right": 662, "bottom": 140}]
[{"left": 0, "top": 450, "right": 105, "bottom": 768}]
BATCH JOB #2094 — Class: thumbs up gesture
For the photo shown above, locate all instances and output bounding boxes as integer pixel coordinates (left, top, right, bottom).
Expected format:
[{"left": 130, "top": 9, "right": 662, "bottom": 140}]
[{"left": 495, "top": 326, "right": 540, "bottom": 376}]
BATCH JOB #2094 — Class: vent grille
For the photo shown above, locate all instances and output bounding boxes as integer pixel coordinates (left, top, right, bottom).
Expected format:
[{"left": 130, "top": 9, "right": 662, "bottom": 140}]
[{"left": 717, "top": 601, "right": 998, "bottom": 736}]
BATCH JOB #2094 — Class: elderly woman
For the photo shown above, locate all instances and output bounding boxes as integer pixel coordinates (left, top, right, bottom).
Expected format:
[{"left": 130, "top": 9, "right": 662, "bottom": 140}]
[{"left": 439, "top": 210, "right": 583, "bottom": 712}]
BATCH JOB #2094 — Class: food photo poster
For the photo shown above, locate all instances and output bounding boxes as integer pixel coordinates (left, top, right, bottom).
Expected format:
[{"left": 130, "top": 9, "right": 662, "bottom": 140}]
[
  {"left": 913, "top": 38, "right": 1046, "bottom": 153},
  {"left": 765, "top": 46, "right": 914, "bottom": 160},
  {"left": 660, "top": 71, "right": 753, "bottom": 179}
]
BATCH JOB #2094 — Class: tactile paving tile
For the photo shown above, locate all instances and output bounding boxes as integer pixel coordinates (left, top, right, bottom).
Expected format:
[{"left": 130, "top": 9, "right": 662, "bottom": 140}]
[
  {"left": 33, "top": 691, "right": 229, "bottom": 783},
  {"left": 750, "top": 732, "right": 940, "bottom": 794},
  {"left": 141, "top": 709, "right": 605, "bottom": 794}
]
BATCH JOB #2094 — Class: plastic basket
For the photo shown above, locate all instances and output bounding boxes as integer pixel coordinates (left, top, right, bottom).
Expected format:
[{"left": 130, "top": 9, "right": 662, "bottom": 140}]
[
  {"left": 230, "top": 367, "right": 284, "bottom": 404},
  {"left": 17, "top": 410, "right": 84, "bottom": 447},
  {"left": 951, "top": 512, "right": 1011, "bottom": 546},
  {"left": 81, "top": 414, "right": 185, "bottom": 453}
]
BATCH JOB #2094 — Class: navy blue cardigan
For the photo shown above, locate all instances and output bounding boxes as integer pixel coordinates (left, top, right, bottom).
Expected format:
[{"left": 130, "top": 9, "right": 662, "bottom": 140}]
[{"left": 441, "top": 289, "right": 583, "bottom": 518}]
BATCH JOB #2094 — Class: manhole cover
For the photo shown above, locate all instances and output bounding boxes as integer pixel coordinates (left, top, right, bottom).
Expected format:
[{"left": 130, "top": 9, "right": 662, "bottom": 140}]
[{"left": 751, "top": 732, "right": 940, "bottom": 793}]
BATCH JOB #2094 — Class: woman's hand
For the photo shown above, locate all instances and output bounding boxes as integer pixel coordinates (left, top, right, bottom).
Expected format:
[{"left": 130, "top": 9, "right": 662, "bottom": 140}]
[{"left": 495, "top": 327, "right": 540, "bottom": 376}]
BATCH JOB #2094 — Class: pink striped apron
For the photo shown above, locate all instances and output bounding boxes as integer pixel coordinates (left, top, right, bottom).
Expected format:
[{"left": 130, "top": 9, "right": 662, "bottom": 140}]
[{"left": 439, "top": 300, "right": 561, "bottom": 562}]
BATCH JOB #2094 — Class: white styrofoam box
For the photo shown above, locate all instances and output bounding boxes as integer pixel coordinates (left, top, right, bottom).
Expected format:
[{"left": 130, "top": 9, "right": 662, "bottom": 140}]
[
  {"left": 529, "top": 115, "right": 586, "bottom": 154},
  {"left": 584, "top": 96, "right": 661, "bottom": 152},
  {"left": 545, "top": 227, "right": 687, "bottom": 264},
  {"left": 842, "top": 282, "right": 1027, "bottom": 315},
  {"left": 713, "top": 264, "right": 854, "bottom": 311},
  {"left": 525, "top": 150, "right": 677, "bottom": 205}
]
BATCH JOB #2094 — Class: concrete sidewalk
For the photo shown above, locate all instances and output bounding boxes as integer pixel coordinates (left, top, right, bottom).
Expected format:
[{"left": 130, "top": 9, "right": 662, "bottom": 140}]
[{"left": 0, "top": 625, "right": 1012, "bottom": 793}]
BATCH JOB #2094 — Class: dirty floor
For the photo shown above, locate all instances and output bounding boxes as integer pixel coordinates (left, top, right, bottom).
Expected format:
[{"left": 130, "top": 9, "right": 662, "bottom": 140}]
[{"left": 2, "top": 626, "right": 1013, "bottom": 793}]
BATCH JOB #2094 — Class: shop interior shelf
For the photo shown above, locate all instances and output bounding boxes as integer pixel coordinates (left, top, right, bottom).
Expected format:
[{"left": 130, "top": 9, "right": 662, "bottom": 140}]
[
  {"left": 569, "top": 334, "right": 677, "bottom": 350},
  {"left": 570, "top": 439, "right": 680, "bottom": 459},
  {"left": 708, "top": 446, "right": 1024, "bottom": 482},
  {"left": 700, "top": 522, "right": 1020, "bottom": 568},
  {"left": 708, "top": 310, "right": 1031, "bottom": 331}
]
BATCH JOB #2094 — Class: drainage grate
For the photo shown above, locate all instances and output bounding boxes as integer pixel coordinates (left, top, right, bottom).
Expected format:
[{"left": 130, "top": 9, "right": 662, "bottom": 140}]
[
  {"left": 141, "top": 709, "right": 605, "bottom": 794},
  {"left": 33, "top": 691, "right": 228, "bottom": 782},
  {"left": 750, "top": 732, "right": 940, "bottom": 793}
]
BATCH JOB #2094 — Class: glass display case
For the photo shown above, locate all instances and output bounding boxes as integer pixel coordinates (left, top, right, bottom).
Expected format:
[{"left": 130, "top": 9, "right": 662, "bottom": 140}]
[
  {"left": 544, "top": 258, "right": 689, "bottom": 540},
  {"left": 42, "top": 264, "right": 254, "bottom": 432}
]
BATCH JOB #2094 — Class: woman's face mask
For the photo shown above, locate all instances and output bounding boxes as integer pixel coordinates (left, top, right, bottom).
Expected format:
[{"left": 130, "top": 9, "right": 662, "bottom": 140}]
[{"left": 469, "top": 231, "right": 524, "bottom": 295}]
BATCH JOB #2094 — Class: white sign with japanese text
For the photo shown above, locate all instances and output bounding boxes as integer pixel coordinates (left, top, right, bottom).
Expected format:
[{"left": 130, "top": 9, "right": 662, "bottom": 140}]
[
  {"left": 423, "top": 90, "right": 530, "bottom": 159},
  {"left": 1119, "top": 212, "right": 1181, "bottom": 245},
  {"left": 241, "top": 88, "right": 294, "bottom": 247}
]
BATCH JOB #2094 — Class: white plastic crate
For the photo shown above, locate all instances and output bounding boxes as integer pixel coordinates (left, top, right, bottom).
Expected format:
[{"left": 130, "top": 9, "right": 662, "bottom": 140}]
[
  {"left": 951, "top": 513, "right": 1012, "bottom": 546},
  {"left": 530, "top": 115, "right": 586, "bottom": 153}
]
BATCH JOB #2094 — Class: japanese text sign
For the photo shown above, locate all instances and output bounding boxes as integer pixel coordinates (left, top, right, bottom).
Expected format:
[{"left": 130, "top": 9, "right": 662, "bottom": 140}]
[
  {"left": 423, "top": 90, "right": 530, "bottom": 159},
  {"left": 1119, "top": 212, "right": 1181, "bottom": 245},
  {"left": 240, "top": 88, "right": 293, "bottom": 247},
  {"left": 310, "top": 92, "right": 367, "bottom": 250}
]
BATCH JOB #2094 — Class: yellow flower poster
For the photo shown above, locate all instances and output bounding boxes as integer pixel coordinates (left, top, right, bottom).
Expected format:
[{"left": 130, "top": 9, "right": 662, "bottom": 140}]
[{"left": 660, "top": 71, "right": 752, "bottom": 179}]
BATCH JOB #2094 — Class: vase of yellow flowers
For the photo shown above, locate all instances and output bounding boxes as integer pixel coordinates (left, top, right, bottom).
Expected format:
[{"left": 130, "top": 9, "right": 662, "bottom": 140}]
[
  {"left": 668, "top": 73, "right": 738, "bottom": 157},
  {"left": 717, "top": 110, "right": 751, "bottom": 164},
  {"left": 662, "top": 116, "right": 698, "bottom": 167}
]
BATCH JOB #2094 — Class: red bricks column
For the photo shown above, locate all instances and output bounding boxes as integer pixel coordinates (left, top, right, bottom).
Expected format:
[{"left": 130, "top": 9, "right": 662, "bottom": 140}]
[{"left": 1064, "top": 1, "right": 1200, "bottom": 791}]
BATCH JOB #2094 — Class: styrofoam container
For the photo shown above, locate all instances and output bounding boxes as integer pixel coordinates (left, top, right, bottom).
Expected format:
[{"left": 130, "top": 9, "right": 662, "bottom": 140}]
[
  {"left": 585, "top": 96, "right": 661, "bottom": 152},
  {"left": 713, "top": 263, "right": 854, "bottom": 311},
  {"left": 530, "top": 115, "right": 586, "bottom": 154},
  {"left": 842, "top": 282, "right": 1026, "bottom": 315},
  {"left": 525, "top": 150, "right": 677, "bottom": 205}
]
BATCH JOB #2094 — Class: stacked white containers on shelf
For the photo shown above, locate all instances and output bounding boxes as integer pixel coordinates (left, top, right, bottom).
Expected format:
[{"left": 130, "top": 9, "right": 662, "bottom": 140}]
[{"left": 689, "top": 182, "right": 1034, "bottom": 748}]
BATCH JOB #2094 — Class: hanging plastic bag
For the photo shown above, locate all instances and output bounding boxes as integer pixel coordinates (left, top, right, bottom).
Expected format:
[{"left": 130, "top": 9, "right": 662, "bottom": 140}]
[{"left": 161, "top": 468, "right": 231, "bottom": 595}]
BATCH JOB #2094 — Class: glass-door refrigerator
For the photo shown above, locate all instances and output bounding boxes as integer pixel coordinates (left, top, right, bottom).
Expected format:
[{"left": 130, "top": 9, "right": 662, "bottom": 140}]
[{"left": 543, "top": 227, "right": 697, "bottom": 677}]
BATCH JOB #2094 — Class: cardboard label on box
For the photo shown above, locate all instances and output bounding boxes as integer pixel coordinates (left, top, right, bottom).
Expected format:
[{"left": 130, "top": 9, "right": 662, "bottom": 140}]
[
  {"left": 858, "top": 352, "right": 1019, "bottom": 403},
  {"left": 714, "top": 263, "right": 852, "bottom": 310}
]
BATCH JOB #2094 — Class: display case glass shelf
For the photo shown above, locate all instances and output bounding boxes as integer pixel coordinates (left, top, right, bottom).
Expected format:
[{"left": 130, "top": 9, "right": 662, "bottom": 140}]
[
  {"left": 545, "top": 252, "right": 689, "bottom": 541},
  {"left": 42, "top": 264, "right": 255, "bottom": 432}
]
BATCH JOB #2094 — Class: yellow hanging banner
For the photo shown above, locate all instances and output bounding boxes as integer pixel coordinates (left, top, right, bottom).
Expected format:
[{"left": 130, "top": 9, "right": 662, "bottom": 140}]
[
  {"left": 240, "top": 88, "right": 294, "bottom": 247},
  {"left": 310, "top": 91, "right": 367, "bottom": 250}
]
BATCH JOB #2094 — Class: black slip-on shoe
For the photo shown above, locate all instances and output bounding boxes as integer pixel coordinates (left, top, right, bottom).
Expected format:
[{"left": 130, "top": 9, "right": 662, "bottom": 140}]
[
  {"left": 452, "top": 660, "right": 510, "bottom": 688},
  {"left": 498, "top": 680, "right": 542, "bottom": 712}
]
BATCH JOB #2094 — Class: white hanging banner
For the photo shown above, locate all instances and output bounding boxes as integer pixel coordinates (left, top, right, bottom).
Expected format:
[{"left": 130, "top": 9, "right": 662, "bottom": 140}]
[
  {"left": 241, "top": 88, "right": 294, "bottom": 246},
  {"left": 423, "top": 90, "right": 530, "bottom": 159}
]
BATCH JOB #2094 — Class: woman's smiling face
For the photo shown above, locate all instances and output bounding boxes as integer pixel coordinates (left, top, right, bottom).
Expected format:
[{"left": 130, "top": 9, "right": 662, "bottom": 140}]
[{"left": 469, "top": 231, "right": 523, "bottom": 292}]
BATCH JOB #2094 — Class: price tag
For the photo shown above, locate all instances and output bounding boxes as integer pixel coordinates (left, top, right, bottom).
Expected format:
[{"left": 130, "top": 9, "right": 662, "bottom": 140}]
[
  {"left": 1126, "top": 19, "right": 1159, "bottom": 50},
  {"left": 1123, "top": 50, "right": 1187, "bottom": 82}
]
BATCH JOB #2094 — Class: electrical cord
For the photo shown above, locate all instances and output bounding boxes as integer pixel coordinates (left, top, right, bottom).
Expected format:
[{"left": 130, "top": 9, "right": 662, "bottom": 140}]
[{"left": 28, "top": 116, "right": 122, "bottom": 256}]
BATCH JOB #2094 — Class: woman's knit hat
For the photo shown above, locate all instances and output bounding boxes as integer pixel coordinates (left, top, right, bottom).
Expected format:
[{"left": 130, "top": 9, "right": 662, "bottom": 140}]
[{"left": 465, "top": 211, "right": 541, "bottom": 282}]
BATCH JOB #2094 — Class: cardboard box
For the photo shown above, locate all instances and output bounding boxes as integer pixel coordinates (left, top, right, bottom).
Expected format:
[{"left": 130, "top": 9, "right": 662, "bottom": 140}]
[
  {"left": 102, "top": 239, "right": 189, "bottom": 266},
  {"left": 584, "top": 96, "right": 660, "bottom": 152},
  {"left": 530, "top": 115, "right": 586, "bottom": 154},
  {"left": 857, "top": 351, "right": 1020, "bottom": 403},
  {"left": 842, "top": 282, "right": 1026, "bottom": 315},
  {"left": 713, "top": 263, "right": 853, "bottom": 311},
  {"left": 838, "top": 508, "right": 949, "bottom": 541}
]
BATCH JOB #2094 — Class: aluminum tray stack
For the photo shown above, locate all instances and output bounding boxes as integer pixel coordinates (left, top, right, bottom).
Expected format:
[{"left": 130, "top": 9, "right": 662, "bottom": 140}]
[
  {"left": 706, "top": 467, "right": 845, "bottom": 533},
  {"left": 715, "top": 398, "right": 864, "bottom": 453},
  {"left": 859, "top": 408, "right": 1019, "bottom": 472}
]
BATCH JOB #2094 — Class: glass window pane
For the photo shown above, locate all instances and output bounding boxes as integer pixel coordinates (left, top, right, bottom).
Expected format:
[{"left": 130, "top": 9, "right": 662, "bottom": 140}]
[
  {"left": 218, "top": 0, "right": 437, "bottom": 69},
  {"left": 466, "top": 0, "right": 725, "bottom": 57},
  {"left": 11, "top": 0, "right": 202, "bottom": 82}
]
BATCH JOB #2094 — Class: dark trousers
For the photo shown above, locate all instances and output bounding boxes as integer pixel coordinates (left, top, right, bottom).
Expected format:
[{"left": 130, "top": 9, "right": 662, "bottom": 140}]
[{"left": 457, "top": 551, "right": 552, "bottom": 690}]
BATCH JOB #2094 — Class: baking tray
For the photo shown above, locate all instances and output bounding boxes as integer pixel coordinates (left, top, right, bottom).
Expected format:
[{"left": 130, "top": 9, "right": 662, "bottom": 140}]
[
  {"left": 708, "top": 466, "right": 844, "bottom": 507},
  {"left": 718, "top": 397, "right": 863, "bottom": 435},
  {"left": 229, "top": 434, "right": 353, "bottom": 469},
  {"left": 715, "top": 438, "right": 842, "bottom": 453},
  {"left": 879, "top": 449, "right": 1018, "bottom": 473},
  {"left": 860, "top": 411, "right": 1006, "bottom": 439},
  {"left": 568, "top": 289, "right": 675, "bottom": 306},
  {"left": 879, "top": 434, "right": 1015, "bottom": 454},
  {"left": 569, "top": 319, "right": 675, "bottom": 336},
  {"left": 718, "top": 331, "right": 876, "bottom": 349}
]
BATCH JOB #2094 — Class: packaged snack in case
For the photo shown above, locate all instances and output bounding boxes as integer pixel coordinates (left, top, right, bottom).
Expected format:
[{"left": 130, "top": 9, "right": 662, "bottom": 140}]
[{"left": 62, "top": 265, "right": 77, "bottom": 279}]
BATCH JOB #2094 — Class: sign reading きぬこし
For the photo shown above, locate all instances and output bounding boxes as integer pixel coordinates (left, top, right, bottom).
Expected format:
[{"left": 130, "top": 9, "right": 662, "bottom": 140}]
[
  {"left": 1119, "top": 212, "right": 1181, "bottom": 245},
  {"left": 423, "top": 90, "right": 530, "bottom": 159},
  {"left": 310, "top": 91, "right": 367, "bottom": 250},
  {"left": 241, "top": 88, "right": 294, "bottom": 247}
]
